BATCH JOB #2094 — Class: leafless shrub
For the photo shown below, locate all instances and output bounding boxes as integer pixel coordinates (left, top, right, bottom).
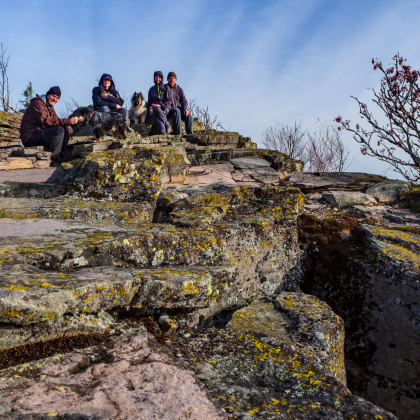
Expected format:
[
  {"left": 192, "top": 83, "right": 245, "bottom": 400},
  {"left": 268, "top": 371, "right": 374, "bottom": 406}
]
[
  {"left": 59, "top": 97, "right": 81, "bottom": 119},
  {"left": 261, "top": 121, "right": 306, "bottom": 161},
  {"left": 306, "top": 119, "right": 352, "bottom": 172},
  {"left": 188, "top": 98, "right": 232, "bottom": 145}
]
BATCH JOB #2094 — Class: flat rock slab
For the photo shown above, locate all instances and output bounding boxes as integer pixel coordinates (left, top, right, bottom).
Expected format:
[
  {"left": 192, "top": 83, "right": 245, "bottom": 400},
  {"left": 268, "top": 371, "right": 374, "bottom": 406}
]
[
  {"left": 0, "top": 219, "right": 70, "bottom": 237},
  {"left": 230, "top": 156, "right": 271, "bottom": 168},
  {"left": 366, "top": 180, "right": 410, "bottom": 203},
  {"left": 0, "top": 331, "right": 227, "bottom": 419},
  {"left": 288, "top": 172, "right": 386, "bottom": 189},
  {"left": 0, "top": 168, "right": 55, "bottom": 184},
  {"left": 184, "top": 162, "right": 277, "bottom": 186},
  {"left": 322, "top": 190, "right": 376, "bottom": 207},
  {"left": 288, "top": 172, "right": 350, "bottom": 188}
]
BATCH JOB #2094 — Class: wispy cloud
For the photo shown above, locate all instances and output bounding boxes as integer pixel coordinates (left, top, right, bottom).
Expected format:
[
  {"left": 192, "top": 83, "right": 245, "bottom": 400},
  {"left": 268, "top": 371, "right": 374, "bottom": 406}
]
[{"left": 2, "top": 0, "right": 420, "bottom": 178}]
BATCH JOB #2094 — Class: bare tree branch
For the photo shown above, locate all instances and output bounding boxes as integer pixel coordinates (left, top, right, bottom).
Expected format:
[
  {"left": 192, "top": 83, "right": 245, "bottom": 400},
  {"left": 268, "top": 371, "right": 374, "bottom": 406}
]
[
  {"left": 336, "top": 53, "right": 420, "bottom": 182},
  {"left": 261, "top": 121, "right": 306, "bottom": 161},
  {"left": 0, "top": 93, "right": 21, "bottom": 114}
]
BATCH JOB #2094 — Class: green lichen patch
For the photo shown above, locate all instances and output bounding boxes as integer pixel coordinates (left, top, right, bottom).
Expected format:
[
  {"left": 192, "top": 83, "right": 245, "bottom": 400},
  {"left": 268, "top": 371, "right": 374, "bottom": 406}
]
[{"left": 167, "top": 316, "right": 396, "bottom": 419}]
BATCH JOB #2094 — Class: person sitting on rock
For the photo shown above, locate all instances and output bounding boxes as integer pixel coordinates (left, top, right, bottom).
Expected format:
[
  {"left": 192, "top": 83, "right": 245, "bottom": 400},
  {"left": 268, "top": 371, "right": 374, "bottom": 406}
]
[
  {"left": 19, "top": 86, "right": 80, "bottom": 166},
  {"left": 92, "top": 74, "right": 133, "bottom": 133},
  {"left": 147, "top": 71, "right": 171, "bottom": 135},
  {"left": 165, "top": 72, "right": 193, "bottom": 135}
]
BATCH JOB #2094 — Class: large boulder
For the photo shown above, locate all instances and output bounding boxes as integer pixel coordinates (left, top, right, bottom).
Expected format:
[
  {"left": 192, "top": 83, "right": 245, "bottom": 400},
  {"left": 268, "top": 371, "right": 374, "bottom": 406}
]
[
  {"left": 366, "top": 179, "right": 410, "bottom": 203},
  {"left": 322, "top": 190, "right": 376, "bottom": 207},
  {"left": 168, "top": 293, "right": 397, "bottom": 419},
  {"left": 0, "top": 330, "right": 227, "bottom": 419}
]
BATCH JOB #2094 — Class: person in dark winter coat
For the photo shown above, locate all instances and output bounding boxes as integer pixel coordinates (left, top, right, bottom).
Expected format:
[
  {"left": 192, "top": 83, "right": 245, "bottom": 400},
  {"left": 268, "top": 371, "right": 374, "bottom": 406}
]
[
  {"left": 20, "top": 86, "right": 80, "bottom": 165},
  {"left": 165, "top": 72, "right": 193, "bottom": 135},
  {"left": 92, "top": 74, "right": 132, "bottom": 132},
  {"left": 147, "top": 71, "right": 171, "bottom": 134}
]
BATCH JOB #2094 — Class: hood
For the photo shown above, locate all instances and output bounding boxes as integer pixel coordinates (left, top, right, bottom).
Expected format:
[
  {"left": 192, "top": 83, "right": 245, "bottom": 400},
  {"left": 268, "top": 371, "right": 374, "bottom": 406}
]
[
  {"left": 31, "top": 94, "right": 46, "bottom": 104},
  {"left": 154, "top": 71, "right": 164, "bottom": 85},
  {"left": 98, "top": 73, "right": 115, "bottom": 89}
]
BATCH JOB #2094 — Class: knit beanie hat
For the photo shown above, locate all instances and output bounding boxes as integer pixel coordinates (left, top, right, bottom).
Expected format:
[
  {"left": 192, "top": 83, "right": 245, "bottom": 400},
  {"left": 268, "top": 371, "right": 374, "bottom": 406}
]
[
  {"left": 46, "top": 86, "right": 61, "bottom": 98},
  {"left": 167, "top": 72, "right": 177, "bottom": 80}
]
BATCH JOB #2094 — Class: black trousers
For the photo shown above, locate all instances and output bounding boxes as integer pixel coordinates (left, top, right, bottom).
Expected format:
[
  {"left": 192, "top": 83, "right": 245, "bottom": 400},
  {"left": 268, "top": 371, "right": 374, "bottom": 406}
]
[{"left": 23, "top": 126, "right": 70, "bottom": 160}]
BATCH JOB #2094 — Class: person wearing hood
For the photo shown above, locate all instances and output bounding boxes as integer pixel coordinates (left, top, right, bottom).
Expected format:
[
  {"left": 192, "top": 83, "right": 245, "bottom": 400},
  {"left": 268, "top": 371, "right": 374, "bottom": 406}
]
[
  {"left": 92, "top": 74, "right": 133, "bottom": 132},
  {"left": 165, "top": 72, "right": 193, "bottom": 135},
  {"left": 147, "top": 71, "right": 171, "bottom": 135},
  {"left": 19, "top": 86, "right": 80, "bottom": 165}
]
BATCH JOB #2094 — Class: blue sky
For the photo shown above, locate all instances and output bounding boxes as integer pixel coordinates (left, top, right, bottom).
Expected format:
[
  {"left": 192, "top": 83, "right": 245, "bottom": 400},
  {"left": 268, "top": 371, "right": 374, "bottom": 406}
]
[{"left": 2, "top": 0, "right": 420, "bottom": 177}]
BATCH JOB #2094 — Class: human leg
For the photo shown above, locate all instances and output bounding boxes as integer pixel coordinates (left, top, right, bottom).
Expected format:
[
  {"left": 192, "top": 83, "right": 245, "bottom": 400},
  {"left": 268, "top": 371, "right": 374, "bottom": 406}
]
[
  {"left": 153, "top": 107, "right": 169, "bottom": 134},
  {"left": 41, "top": 126, "right": 68, "bottom": 160},
  {"left": 181, "top": 111, "right": 193, "bottom": 134},
  {"left": 23, "top": 126, "right": 67, "bottom": 160},
  {"left": 97, "top": 106, "right": 111, "bottom": 112},
  {"left": 167, "top": 107, "right": 182, "bottom": 135}
]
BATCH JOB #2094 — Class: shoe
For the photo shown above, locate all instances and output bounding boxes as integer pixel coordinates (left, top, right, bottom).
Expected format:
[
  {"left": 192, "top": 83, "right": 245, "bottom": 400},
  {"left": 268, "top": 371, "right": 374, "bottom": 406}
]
[
  {"left": 106, "top": 132, "right": 113, "bottom": 136},
  {"left": 127, "top": 126, "right": 134, "bottom": 133},
  {"left": 50, "top": 158, "right": 65, "bottom": 167}
]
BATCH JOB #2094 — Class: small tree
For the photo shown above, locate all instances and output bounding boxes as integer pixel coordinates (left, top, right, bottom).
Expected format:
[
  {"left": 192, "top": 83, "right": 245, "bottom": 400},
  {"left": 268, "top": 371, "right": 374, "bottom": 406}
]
[
  {"left": 336, "top": 54, "right": 420, "bottom": 182},
  {"left": 0, "top": 43, "right": 11, "bottom": 112},
  {"left": 261, "top": 121, "right": 306, "bottom": 161},
  {"left": 19, "top": 81, "right": 34, "bottom": 111},
  {"left": 306, "top": 119, "right": 352, "bottom": 172}
]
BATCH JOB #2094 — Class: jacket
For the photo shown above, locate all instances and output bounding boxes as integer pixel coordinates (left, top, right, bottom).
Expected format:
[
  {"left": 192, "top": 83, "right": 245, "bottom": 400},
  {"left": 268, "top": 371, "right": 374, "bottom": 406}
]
[
  {"left": 92, "top": 73, "right": 124, "bottom": 110},
  {"left": 19, "top": 95, "right": 71, "bottom": 141},
  {"left": 147, "top": 71, "right": 171, "bottom": 113},
  {"left": 165, "top": 83, "right": 188, "bottom": 112}
]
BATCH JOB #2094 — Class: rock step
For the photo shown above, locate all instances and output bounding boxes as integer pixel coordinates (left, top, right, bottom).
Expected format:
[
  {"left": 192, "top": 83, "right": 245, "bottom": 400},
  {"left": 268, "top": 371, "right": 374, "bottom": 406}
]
[{"left": 0, "top": 265, "right": 235, "bottom": 327}]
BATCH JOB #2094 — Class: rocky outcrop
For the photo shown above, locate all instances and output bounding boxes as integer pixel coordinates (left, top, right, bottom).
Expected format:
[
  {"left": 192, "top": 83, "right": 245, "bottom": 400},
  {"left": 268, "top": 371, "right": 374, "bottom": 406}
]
[
  {"left": 167, "top": 294, "right": 396, "bottom": 419},
  {"left": 366, "top": 180, "right": 410, "bottom": 203},
  {"left": 296, "top": 187, "right": 420, "bottom": 419},
  {"left": 0, "top": 139, "right": 403, "bottom": 419}
]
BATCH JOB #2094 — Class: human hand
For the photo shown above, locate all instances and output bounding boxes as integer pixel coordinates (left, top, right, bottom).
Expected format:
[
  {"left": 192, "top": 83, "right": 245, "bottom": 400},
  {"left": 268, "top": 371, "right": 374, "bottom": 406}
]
[
  {"left": 151, "top": 104, "right": 161, "bottom": 108},
  {"left": 185, "top": 110, "right": 190, "bottom": 117},
  {"left": 65, "top": 126, "right": 73, "bottom": 135},
  {"left": 69, "top": 117, "right": 79, "bottom": 125},
  {"left": 101, "top": 93, "right": 108, "bottom": 99},
  {"left": 78, "top": 116, "right": 84, "bottom": 122},
  {"left": 116, "top": 104, "right": 121, "bottom": 109}
]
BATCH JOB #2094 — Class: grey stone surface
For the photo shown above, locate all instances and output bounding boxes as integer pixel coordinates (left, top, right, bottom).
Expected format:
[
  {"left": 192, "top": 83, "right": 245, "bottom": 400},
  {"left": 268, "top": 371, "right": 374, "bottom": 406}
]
[
  {"left": 322, "top": 190, "right": 376, "bottom": 207},
  {"left": 0, "top": 331, "right": 227, "bottom": 420},
  {"left": 366, "top": 179, "right": 410, "bottom": 203}
]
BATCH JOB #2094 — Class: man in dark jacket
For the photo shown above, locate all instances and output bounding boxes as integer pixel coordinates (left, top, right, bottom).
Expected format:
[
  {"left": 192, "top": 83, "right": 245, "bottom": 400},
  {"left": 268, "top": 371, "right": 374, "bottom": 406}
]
[
  {"left": 147, "top": 71, "right": 171, "bottom": 135},
  {"left": 92, "top": 74, "right": 133, "bottom": 132},
  {"left": 20, "top": 86, "right": 80, "bottom": 165},
  {"left": 165, "top": 72, "right": 193, "bottom": 135}
]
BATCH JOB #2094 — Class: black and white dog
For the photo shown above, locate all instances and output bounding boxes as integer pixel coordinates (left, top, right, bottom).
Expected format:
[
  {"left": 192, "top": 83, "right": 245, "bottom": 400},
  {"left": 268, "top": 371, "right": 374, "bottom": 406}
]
[
  {"left": 130, "top": 92, "right": 147, "bottom": 124},
  {"left": 78, "top": 107, "right": 128, "bottom": 143}
]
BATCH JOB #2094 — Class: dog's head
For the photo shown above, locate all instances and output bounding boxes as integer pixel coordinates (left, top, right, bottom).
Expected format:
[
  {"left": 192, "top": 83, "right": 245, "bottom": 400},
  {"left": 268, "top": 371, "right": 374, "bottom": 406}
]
[
  {"left": 131, "top": 92, "right": 145, "bottom": 107},
  {"left": 78, "top": 107, "right": 94, "bottom": 126}
]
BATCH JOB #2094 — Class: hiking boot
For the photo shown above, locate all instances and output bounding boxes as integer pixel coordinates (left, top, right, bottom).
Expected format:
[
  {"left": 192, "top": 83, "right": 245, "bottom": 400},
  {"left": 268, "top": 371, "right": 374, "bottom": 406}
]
[{"left": 50, "top": 157, "right": 65, "bottom": 167}]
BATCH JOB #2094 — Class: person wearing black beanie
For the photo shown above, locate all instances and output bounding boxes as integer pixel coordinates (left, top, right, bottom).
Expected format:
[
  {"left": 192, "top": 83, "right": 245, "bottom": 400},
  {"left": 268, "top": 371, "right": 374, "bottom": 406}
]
[
  {"left": 165, "top": 72, "right": 193, "bottom": 135},
  {"left": 19, "top": 86, "right": 81, "bottom": 166},
  {"left": 46, "top": 86, "right": 61, "bottom": 99}
]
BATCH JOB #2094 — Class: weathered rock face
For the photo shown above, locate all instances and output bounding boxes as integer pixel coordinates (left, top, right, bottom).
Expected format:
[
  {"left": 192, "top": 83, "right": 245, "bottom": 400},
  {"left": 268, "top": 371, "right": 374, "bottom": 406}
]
[
  {"left": 366, "top": 180, "right": 410, "bottom": 203},
  {"left": 166, "top": 294, "right": 396, "bottom": 419},
  {"left": 0, "top": 184, "right": 304, "bottom": 348},
  {"left": 0, "top": 140, "right": 403, "bottom": 420},
  {"left": 298, "top": 212, "right": 420, "bottom": 419},
  {"left": 322, "top": 190, "right": 377, "bottom": 207},
  {"left": 0, "top": 330, "right": 227, "bottom": 420}
]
